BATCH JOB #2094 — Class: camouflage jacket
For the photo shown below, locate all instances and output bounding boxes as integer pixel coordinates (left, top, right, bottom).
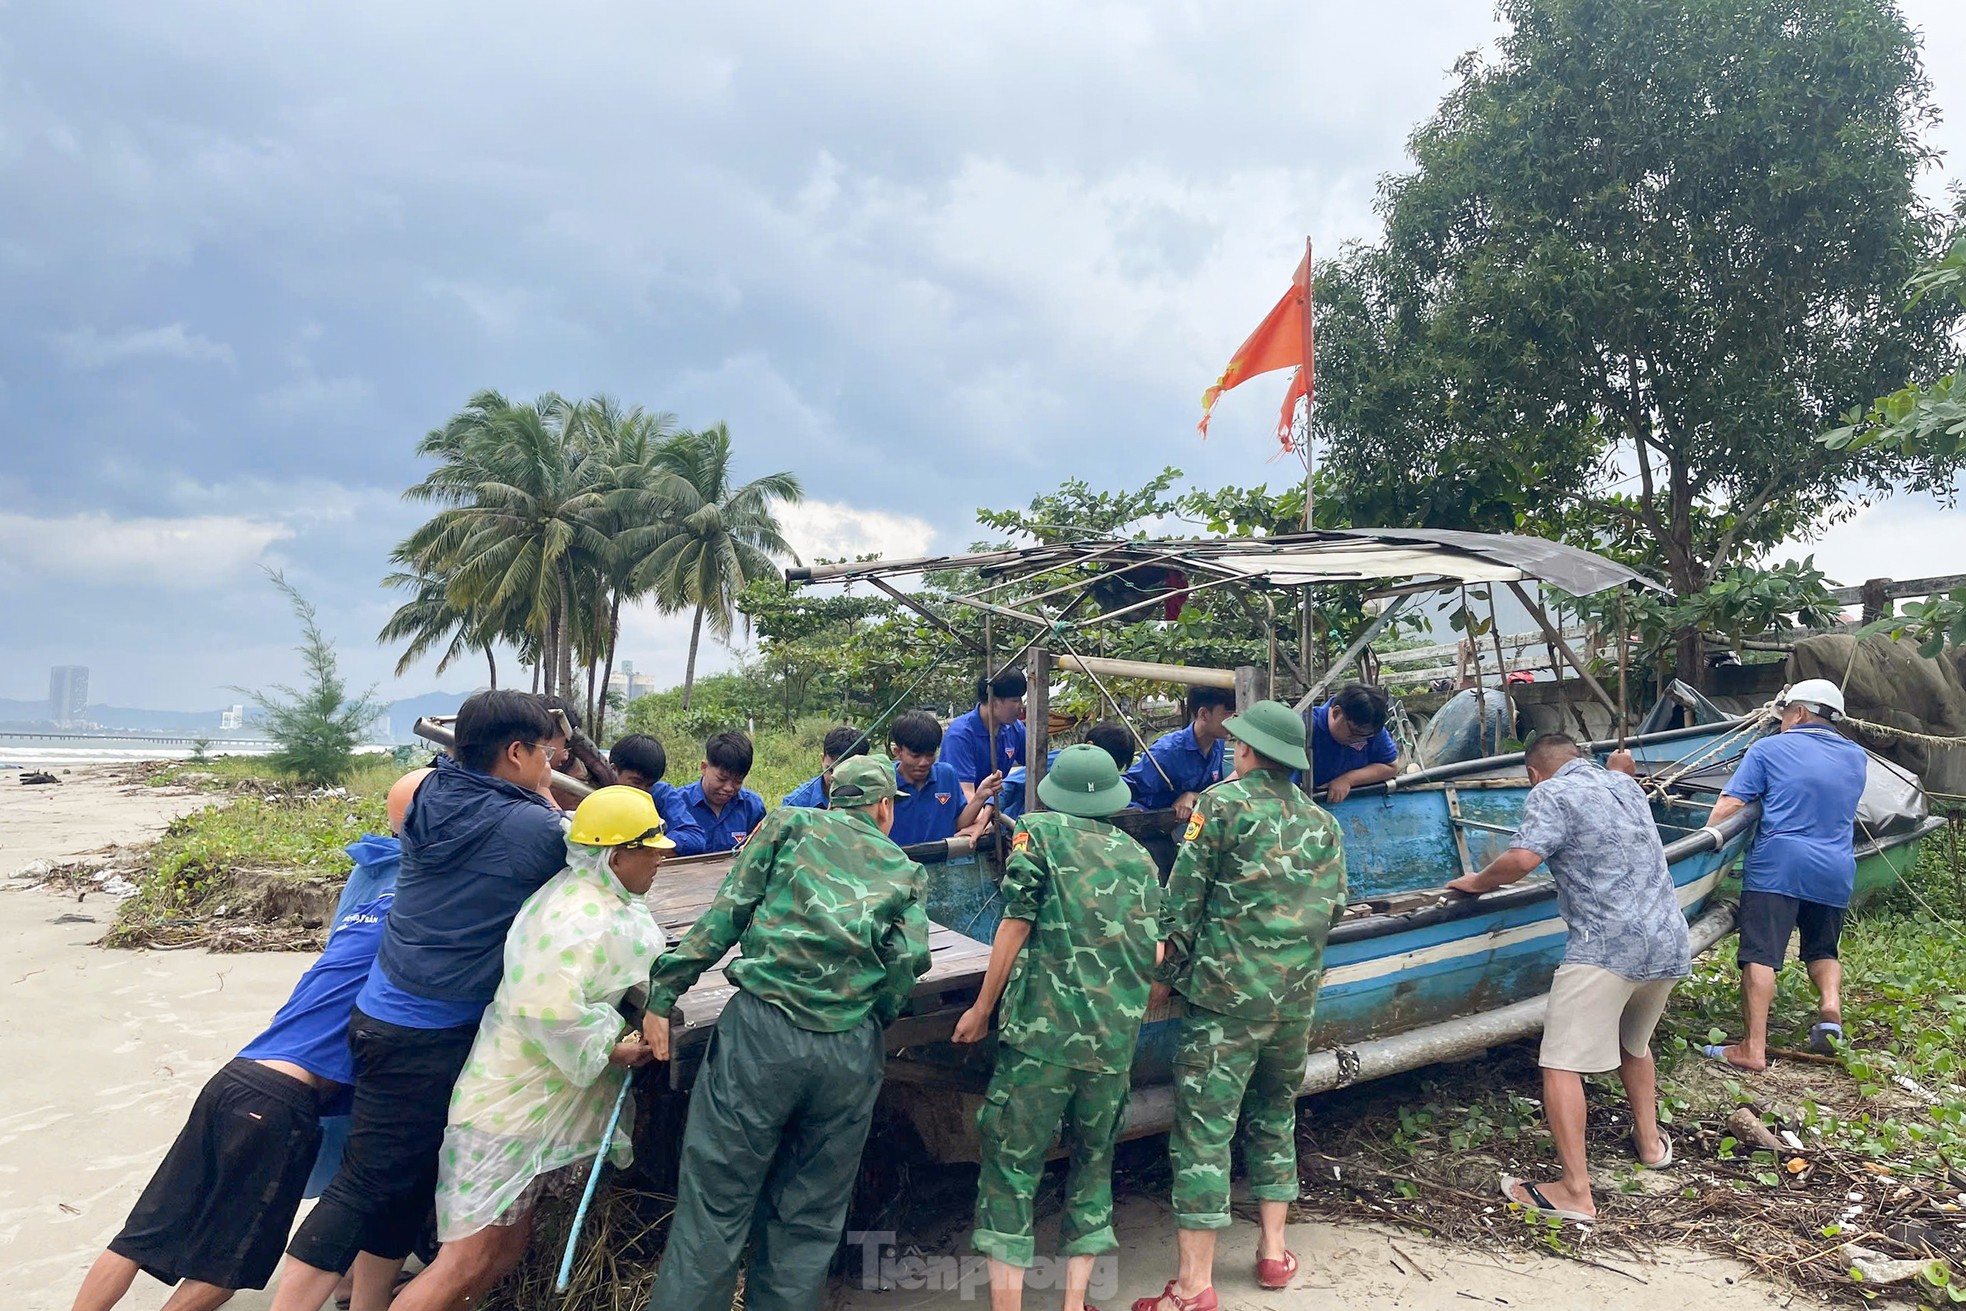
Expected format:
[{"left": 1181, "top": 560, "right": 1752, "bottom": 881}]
[
  {"left": 1157, "top": 768, "right": 1347, "bottom": 1021},
  {"left": 998, "top": 811, "right": 1162, "bottom": 1075},
  {"left": 646, "top": 807, "right": 932, "bottom": 1033}
]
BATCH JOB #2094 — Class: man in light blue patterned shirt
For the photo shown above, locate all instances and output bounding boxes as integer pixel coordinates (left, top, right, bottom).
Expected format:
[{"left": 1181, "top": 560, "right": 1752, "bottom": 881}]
[{"left": 1448, "top": 733, "right": 1690, "bottom": 1224}]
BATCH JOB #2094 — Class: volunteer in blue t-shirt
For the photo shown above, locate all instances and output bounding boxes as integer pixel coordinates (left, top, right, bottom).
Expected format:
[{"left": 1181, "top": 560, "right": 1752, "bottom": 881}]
[
  {"left": 1306, "top": 683, "right": 1400, "bottom": 802},
  {"left": 677, "top": 731, "right": 768, "bottom": 854},
  {"left": 1703, "top": 679, "right": 1869, "bottom": 1072},
  {"left": 71, "top": 892, "right": 394, "bottom": 1311},
  {"left": 941, "top": 670, "right": 1028, "bottom": 799},
  {"left": 1125, "top": 687, "right": 1235, "bottom": 814},
  {"left": 888, "top": 710, "right": 999, "bottom": 846},
  {"left": 781, "top": 725, "right": 873, "bottom": 810},
  {"left": 606, "top": 733, "right": 708, "bottom": 854}
]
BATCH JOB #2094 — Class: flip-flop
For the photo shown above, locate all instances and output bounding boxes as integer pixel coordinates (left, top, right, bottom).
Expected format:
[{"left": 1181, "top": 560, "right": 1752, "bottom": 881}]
[
  {"left": 1809, "top": 1022, "right": 1843, "bottom": 1054},
  {"left": 1635, "top": 1127, "right": 1675, "bottom": 1169},
  {"left": 1500, "top": 1175, "right": 1595, "bottom": 1225}
]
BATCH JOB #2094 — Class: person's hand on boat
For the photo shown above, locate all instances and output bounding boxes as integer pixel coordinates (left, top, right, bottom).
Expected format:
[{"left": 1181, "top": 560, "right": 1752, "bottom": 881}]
[
  {"left": 1445, "top": 873, "right": 1484, "bottom": 897},
  {"left": 641, "top": 1012, "right": 671, "bottom": 1062},
  {"left": 952, "top": 1005, "right": 992, "bottom": 1044},
  {"left": 1606, "top": 749, "right": 1637, "bottom": 776},
  {"left": 1325, "top": 777, "right": 1354, "bottom": 804},
  {"left": 1172, "top": 791, "right": 1201, "bottom": 821},
  {"left": 610, "top": 1035, "right": 654, "bottom": 1067}
]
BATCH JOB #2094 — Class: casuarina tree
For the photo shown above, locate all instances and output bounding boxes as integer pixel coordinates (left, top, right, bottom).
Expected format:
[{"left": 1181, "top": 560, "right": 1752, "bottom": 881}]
[
  {"left": 1314, "top": 0, "right": 1965, "bottom": 683},
  {"left": 247, "top": 571, "right": 385, "bottom": 787}
]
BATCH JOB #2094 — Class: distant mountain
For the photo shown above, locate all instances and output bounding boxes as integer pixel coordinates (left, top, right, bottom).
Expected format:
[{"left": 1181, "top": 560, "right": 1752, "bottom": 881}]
[{"left": 0, "top": 690, "right": 481, "bottom": 740}]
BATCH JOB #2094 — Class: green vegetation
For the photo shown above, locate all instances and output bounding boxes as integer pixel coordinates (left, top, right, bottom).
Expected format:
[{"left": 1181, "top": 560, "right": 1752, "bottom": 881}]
[
  {"left": 112, "top": 758, "right": 397, "bottom": 948},
  {"left": 385, "top": 391, "right": 800, "bottom": 739},
  {"left": 245, "top": 572, "right": 386, "bottom": 788},
  {"left": 1314, "top": 0, "right": 1966, "bottom": 686}
]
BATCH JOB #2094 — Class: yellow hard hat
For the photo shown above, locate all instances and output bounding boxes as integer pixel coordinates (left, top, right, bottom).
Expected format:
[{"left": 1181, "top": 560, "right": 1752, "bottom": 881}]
[{"left": 567, "top": 786, "right": 675, "bottom": 850}]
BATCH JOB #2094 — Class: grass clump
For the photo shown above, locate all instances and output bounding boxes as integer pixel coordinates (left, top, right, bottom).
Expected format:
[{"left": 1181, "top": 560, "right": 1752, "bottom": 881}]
[{"left": 108, "top": 768, "right": 393, "bottom": 950}]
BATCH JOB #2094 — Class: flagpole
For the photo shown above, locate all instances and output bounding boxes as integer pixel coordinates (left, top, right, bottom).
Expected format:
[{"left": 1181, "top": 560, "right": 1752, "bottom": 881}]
[{"left": 1300, "top": 234, "right": 1314, "bottom": 531}]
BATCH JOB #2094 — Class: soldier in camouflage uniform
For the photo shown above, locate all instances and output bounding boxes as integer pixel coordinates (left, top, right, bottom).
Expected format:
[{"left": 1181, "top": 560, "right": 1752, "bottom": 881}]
[
  {"left": 952, "top": 744, "right": 1162, "bottom": 1311},
  {"left": 640, "top": 755, "right": 933, "bottom": 1311},
  {"left": 1134, "top": 700, "right": 1347, "bottom": 1311}
]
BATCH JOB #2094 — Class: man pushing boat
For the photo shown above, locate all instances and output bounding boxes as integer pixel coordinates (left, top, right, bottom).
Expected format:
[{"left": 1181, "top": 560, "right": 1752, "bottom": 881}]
[{"left": 1135, "top": 699, "right": 1349, "bottom": 1311}]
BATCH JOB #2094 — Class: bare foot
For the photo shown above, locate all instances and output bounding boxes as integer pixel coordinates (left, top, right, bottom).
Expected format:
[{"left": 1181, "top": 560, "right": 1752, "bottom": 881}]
[{"left": 1717, "top": 1042, "right": 1766, "bottom": 1072}]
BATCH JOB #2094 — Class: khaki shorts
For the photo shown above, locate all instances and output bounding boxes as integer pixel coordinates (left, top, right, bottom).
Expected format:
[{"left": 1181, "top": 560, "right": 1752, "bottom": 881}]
[{"left": 1539, "top": 963, "right": 1678, "bottom": 1073}]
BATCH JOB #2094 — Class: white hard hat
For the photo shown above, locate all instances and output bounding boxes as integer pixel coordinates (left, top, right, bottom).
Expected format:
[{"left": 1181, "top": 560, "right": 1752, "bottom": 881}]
[{"left": 1781, "top": 678, "right": 1845, "bottom": 719}]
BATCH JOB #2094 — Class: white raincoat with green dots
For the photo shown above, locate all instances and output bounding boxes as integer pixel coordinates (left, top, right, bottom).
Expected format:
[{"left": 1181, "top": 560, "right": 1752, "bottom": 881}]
[{"left": 433, "top": 839, "right": 666, "bottom": 1239}]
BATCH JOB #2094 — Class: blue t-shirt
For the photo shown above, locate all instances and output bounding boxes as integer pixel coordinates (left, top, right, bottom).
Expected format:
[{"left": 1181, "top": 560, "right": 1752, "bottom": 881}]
[
  {"left": 682, "top": 780, "right": 768, "bottom": 854},
  {"left": 242, "top": 895, "right": 395, "bottom": 1086},
  {"left": 890, "top": 759, "right": 968, "bottom": 847},
  {"left": 782, "top": 773, "right": 829, "bottom": 809},
  {"left": 1124, "top": 725, "right": 1227, "bottom": 811},
  {"left": 1308, "top": 703, "right": 1399, "bottom": 789},
  {"left": 999, "top": 750, "right": 1064, "bottom": 822},
  {"left": 942, "top": 708, "right": 1027, "bottom": 789},
  {"left": 648, "top": 780, "right": 708, "bottom": 856},
  {"left": 1724, "top": 726, "right": 1868, "bottom": 907}
]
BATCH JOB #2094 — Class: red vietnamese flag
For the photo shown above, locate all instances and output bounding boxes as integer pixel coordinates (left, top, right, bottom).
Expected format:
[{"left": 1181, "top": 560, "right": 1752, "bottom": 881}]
[{"left": 1197, "top": 243, "right": 1314, "bottom": 452}]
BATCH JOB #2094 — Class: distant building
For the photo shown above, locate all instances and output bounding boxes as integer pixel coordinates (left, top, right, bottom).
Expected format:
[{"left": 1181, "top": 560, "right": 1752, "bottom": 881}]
[
  {"left": 220, "top": 705, "right": 245, "bottom": 731},
  {"left": 48, "top": 666, "right": 88, "bottom": 726},
  {"left": 608, "top": 660, "right": 655, "bottom": 704}
]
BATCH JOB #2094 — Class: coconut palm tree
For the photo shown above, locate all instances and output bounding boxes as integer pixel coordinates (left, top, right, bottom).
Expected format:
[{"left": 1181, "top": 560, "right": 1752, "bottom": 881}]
[
  {"left": 398, "top": 390, "right": 607, "bottom": 700},
  {"left": 572, "top": 397, "right": 685, "bottom": 736},
  {"left": 377, "top": 563, "right": 504, "bottom": 687},
  {"left": 636, "top": 423, "right": 803, "bottom": 709}
]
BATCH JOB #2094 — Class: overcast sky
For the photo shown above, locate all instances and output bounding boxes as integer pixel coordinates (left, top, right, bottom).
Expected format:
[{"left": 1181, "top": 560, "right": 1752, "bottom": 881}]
[{"left": 4, "top": 1, "right": 1963, "bottom": 711}]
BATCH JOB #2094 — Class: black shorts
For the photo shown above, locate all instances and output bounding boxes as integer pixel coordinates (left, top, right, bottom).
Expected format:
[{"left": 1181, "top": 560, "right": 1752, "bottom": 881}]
[
  {"left": 284, "top": 1007, "right": 477, "bottom": 1273},
  {"left": 110, "top": 1059, "right": 323, "bottom": 1291},
  {"left": 1736, "top": 890, "right": 1846, "bottom": 970}
]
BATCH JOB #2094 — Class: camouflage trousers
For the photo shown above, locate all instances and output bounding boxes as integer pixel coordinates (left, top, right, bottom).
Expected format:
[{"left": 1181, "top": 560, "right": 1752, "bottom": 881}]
[
  {"left": 1170, "top": 1003, "right": 1313, "bottom": 1230},
  {"left": 972, "top": 1044, "right": 1131, "bottom": 1267}
]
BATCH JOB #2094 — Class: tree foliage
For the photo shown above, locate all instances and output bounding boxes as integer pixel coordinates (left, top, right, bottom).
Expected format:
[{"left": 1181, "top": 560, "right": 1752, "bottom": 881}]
[
  {"left": 247, "top": 571, "right": 385, "bottom": 787},
  {"left": 383, "top": 393, "right": 798, "bottom": 728},
  {"left": 1313, "top": 0, "right": 1965, "bottom": 679}
]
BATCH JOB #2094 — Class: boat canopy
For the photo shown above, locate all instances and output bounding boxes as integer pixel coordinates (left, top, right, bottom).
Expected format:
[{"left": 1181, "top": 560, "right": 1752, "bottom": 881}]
[{"left": 785, "top": 528, "right": 1657, "bottom": 599}]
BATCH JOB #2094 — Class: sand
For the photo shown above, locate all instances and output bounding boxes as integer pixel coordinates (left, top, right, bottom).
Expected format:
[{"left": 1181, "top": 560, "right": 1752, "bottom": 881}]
[{"left": 2, "top": 767, "right": 1784, "bottom": 1310}]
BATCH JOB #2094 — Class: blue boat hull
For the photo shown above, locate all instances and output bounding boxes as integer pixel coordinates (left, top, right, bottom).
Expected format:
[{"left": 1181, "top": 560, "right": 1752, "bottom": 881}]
[{"left": 904, "top": 727, "right": 1753, "bottom": 1100}]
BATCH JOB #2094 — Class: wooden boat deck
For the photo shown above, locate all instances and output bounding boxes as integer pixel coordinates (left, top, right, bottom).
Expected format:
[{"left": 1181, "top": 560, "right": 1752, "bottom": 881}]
[{"left": 642, "top": 854, "right": 996, "bottom": 1086}]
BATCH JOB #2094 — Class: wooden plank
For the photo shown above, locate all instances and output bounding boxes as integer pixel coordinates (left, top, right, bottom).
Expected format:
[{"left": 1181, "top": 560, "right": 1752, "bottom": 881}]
[
  {"left": 1828, "top": 573, "right": 1966, "bottom": 605},
  {"left": 1443, "top": 785, "right": 1477, "bottom": 879},
  {"left": 1026, "top": 647, "right": 1051, "bottom": 815}
]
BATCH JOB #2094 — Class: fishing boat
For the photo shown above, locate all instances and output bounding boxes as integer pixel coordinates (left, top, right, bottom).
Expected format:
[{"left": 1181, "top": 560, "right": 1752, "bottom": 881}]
[{"left": 418, "top": 528, "right": 1941, "bottom": 1165}]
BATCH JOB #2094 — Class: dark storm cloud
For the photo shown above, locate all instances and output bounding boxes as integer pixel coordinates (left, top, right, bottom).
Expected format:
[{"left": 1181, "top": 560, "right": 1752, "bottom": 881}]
[{"left": 1, "top": 1, "right": 1958, "bottom": 706}]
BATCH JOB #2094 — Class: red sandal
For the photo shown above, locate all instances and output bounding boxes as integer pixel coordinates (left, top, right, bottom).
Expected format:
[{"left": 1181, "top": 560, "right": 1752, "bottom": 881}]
[
  {"left": 1256, "top": 1248, "right": 1299, "bottom": 1290},
  {"left": 1131, "top": 1280, "right": 1218, "bottom": 1311}
]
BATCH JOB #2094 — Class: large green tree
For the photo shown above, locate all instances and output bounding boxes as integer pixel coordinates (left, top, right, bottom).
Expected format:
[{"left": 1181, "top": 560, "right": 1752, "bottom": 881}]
[
  {"left": 1314, "top": 0, "right": 1964, "bottom": 681},
  {"left": 636, "top": 423, "right": 803, "bottom": 709}
]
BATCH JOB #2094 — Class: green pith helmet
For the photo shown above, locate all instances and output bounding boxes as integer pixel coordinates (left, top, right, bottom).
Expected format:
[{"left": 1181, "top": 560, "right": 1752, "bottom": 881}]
[
  {"left": 1223, "top": 698, "right": 1311, "bottom": 771},
  {"left": 829, "top": 753, "right": 908, "bottom": 807},
  {"left": 1037, "top": 742, "right": 1134, "bottom": 818}
]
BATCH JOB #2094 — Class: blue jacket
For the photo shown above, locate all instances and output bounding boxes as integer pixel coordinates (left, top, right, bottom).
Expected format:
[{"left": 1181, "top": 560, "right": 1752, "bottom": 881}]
[{"left": 372, "top": 756, "right": 567, "bottom": 1005}]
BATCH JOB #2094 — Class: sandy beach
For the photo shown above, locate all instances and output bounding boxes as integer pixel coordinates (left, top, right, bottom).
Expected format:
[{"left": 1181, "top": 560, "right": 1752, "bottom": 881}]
[{"left": 3, "top": 767, "right": 1785, "bottom": 1310}]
